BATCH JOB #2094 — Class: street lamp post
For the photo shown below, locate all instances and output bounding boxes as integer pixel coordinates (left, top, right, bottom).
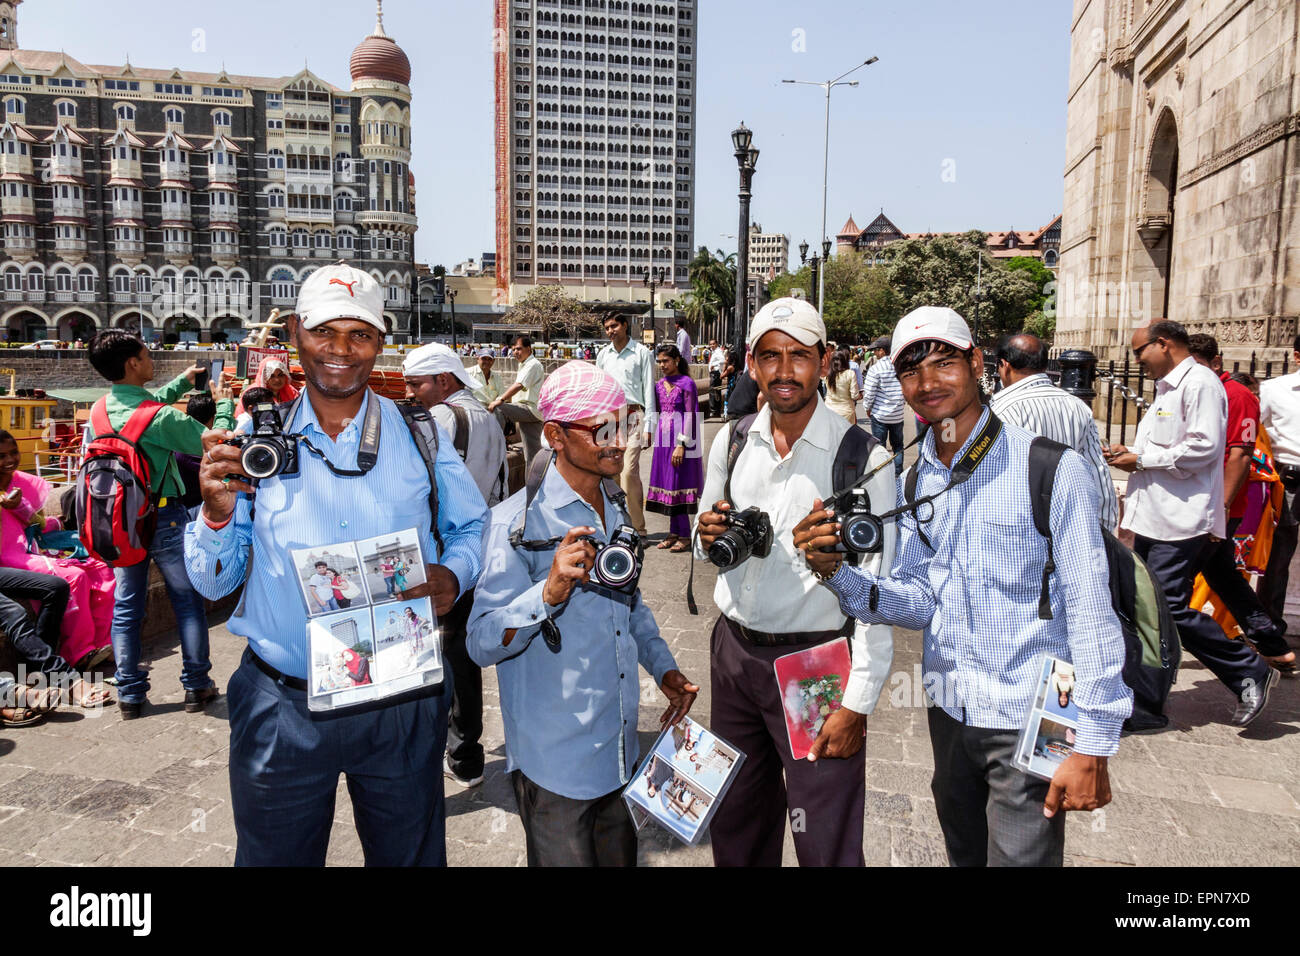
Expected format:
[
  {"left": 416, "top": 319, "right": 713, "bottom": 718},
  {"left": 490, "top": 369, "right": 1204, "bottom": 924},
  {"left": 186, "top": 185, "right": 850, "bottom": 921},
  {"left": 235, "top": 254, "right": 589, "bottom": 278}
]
[
  {"left": 641, "top": 264, "right": 666, "bottom": 341},
  {"left": 799, "top": 239, "right": 826, "bottom": 310},
  {"left": 731, "top": 123, "right": 758, "bottom": 359},
  {"left": 783, "top": 56, "right": 878, "bottom": 319},
  {"left": 135, "top": 266, "right": 149, "bottom": 342},
  {"left": 446, "top": 287, "right": 459, "bottom": 351}
]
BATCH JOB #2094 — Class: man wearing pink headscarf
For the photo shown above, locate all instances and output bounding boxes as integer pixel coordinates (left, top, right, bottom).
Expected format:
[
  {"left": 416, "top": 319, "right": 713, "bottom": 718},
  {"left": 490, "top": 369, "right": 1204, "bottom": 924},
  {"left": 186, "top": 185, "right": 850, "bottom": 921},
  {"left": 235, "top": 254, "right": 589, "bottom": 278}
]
[{"left": 468, "top": 361, "right": 700, "bottom": 867}]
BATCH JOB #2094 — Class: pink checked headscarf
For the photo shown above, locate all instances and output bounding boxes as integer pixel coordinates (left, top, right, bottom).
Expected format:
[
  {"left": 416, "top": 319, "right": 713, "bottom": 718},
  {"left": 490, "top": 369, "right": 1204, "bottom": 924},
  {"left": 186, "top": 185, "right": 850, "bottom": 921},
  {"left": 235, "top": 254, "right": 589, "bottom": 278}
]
[{"left": 538, "top": 361, "right": 626, "bottom": 423}]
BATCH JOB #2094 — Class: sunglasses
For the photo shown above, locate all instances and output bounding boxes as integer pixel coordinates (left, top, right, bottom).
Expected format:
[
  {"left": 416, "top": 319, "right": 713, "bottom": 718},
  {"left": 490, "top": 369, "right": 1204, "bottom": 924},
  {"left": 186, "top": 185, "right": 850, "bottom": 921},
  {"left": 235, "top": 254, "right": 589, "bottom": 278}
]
[
  {"left": 1132, "top": 338, "right": 1163, "bottom": 360},
  {"left": 557, "top": 419, "right": 631, "bottom": 448}
]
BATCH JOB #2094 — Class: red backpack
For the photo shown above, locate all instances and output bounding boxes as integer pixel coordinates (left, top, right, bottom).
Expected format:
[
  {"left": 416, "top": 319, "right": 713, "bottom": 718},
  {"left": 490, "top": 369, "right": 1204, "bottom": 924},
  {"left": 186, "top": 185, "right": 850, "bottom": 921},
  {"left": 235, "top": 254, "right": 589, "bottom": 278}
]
[{"left": 75, "top": 397, "right": 165, "bottom": 567}]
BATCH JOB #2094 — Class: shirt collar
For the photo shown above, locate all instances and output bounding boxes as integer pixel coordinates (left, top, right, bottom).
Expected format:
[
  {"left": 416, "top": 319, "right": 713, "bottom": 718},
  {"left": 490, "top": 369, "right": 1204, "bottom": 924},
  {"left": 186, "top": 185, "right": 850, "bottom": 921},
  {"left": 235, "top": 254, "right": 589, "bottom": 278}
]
[
  {"left": 1158, "top": 356, "right": 1196, "bottom": 393},
  {"left": 919, "top": 404, "right": 996, "bottom": 473},
  {"left": 994, "top": 372, "right": 1051, "bottom": 400},
  {"left": 535, "top": 456, "right": 618, "bottom": 534},
  {"left": 751, "top": 396, "right": 835, "bottom": 453},
  {"left": 292, "top": 388, "right": 370, "bottom": 444},
  {"left": 602, "top": 339, "right": 639, "bottom": 358}
]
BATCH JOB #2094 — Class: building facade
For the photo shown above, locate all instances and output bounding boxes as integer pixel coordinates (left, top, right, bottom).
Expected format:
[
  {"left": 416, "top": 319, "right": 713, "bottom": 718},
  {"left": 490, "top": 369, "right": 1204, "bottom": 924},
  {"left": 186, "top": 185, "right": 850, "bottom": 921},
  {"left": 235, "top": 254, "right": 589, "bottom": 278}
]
[
  {"left": 493, "top": 0, "right": 697, "bottom": 316},
  {"left": 835, "top": 211, "right": 1062, "bottom": 269},
  {"left": 747, "top": 222, "right": 788, "bottom": 279},
  {"left": 0, "top": 0, "right": 418, "bottom": 343},
  {"left": 1057, "top": 0, "right": 1299, "bottom": 362}
]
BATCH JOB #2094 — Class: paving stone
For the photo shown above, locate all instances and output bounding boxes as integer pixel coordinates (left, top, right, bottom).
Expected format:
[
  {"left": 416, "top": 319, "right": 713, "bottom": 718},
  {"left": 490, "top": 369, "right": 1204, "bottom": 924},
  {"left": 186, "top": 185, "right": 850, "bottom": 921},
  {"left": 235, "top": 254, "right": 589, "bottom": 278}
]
[
  {"left": 863, "top": 788, "right": 912, "bottom": 825},
  {"left": 890, "top": 826, "right": 948, "bottom": 867},
  {"left": 182, "top": 840, "right": 236, "bottom": 867},
  {"left": 32, "top": 821, "right": 146, "bottom": 866},
  {"left": 0, "top": 770, "right": 97, "bottom": 813},
  {"left": 1107, "top": 763, "right": 1219, "bottom": 803},
  {"left": 865, "top": 758, "right": 932, "bottom": 798},
  {"left": 1142, "top": 738, "right": 1297, "bottom": 784},
  {"left": 53, "top": 740, "right": 184, "bottom": 785},
  {"left": 60, "top": 780, "right": 162, "bottom": 826},
  {"left": 128, "top": 792, "right": 225, "bottom": 837},
  {"left": 116, "top": 834, "right": 207, "bottom": 867},
  {"left": 0, "top": 807, "right": 77, "bottom": 850},
  {"left": 139, "top": 757, "right": 224, "bottom": 795},
  {"left": 1203, "top": 774, "right": 1300, "bottom": 817},
  {"left": 863, "top": 731, "right": 903, "bottom": 762}
]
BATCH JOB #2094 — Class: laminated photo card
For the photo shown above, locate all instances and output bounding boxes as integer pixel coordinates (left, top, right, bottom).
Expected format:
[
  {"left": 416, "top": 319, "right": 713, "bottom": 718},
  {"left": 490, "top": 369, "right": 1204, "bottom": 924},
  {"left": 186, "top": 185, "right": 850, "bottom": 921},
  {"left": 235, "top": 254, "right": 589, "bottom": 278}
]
[
  {"left": 292, "top": 528, "right": 443, "bottom": 713},
  {"left": 1014, "top": 656, "right": 1080, "bottom": 780},
  {"left": 622, "top": 716, "right": 745, "bottom": 845},
  {"left": 773, "top": 637, "right": 853, "bottom": 760}
]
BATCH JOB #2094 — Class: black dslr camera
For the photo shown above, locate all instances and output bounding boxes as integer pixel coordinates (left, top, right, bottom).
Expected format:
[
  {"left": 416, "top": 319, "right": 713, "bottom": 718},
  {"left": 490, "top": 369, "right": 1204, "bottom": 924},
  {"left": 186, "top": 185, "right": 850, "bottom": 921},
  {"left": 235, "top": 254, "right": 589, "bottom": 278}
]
[
  {"left": 586, "top": 524, "right": 644, "bottom": 594},
  {"left": 224, "top": 402, "right": 299, "bottom": 481},
  {"left": 821, "top": 486, "right": 884, "bottom": 555},
  {"left": 707, "top": 506, "right": 773, "bottom": 570}
]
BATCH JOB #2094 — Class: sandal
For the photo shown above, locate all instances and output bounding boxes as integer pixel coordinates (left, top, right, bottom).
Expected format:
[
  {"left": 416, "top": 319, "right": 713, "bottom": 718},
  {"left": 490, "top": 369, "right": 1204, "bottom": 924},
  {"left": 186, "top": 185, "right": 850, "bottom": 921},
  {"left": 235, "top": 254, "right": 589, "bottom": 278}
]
[
  {"left": 66, "top": 678, "right": 113, "bottom": 709},
  {"left": 656, "top": 536, "right": 678, "bottom": 550},
  {"left": 669, "top": 541, "right": 690, "bottom": 553},
  {"left": 1, "top": 684, "right": 58, "bottom": 727}
]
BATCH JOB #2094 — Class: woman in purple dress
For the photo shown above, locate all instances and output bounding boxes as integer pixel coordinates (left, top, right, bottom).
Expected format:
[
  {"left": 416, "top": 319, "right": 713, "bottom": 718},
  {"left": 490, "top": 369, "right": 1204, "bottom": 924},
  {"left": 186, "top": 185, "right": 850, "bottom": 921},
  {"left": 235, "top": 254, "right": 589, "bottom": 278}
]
[{"left": 646, "top": 344, "right": 703, "bottom": 552}]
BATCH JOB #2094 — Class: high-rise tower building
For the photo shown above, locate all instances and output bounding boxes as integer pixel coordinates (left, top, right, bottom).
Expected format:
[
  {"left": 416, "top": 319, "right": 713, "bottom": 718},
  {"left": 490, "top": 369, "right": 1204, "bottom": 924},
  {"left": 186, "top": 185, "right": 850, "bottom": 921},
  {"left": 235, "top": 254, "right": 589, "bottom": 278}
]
[{"left": 494, "top": 0, "right": 697, "bottom": 309}]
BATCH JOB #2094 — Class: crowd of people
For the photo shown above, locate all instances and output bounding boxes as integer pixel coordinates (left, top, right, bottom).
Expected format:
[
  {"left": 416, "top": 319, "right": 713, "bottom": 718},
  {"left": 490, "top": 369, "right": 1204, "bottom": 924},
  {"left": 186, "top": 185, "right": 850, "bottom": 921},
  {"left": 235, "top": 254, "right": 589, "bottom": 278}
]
[{"left": 0, "top": 260, "right": 1295, "bottom": 870}]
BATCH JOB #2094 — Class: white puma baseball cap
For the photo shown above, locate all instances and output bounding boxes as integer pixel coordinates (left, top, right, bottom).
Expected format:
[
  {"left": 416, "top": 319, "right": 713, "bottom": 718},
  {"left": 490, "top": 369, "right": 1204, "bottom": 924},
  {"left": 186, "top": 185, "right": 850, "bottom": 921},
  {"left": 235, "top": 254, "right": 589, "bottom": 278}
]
[{"left": 296, "top": 263, "right": 386, "bottom": 333}]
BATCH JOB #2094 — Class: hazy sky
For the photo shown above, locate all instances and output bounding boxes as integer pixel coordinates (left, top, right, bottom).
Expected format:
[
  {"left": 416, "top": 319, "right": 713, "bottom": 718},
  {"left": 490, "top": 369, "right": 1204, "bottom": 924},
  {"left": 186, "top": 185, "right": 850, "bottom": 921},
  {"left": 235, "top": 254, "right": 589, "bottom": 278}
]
[{"left": 27, "top": 0, "right": 1071, "bottom": 272}]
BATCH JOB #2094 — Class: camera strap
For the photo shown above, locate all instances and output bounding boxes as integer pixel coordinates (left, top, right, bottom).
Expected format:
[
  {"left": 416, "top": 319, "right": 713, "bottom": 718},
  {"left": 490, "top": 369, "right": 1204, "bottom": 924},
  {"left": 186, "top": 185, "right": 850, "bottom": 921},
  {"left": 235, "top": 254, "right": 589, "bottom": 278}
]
[
  {"left": 896, "top": 412, "right": 1003, "bottom": 547},
  {"left": 282, "top": 390, "right": 384, "bottom": 478}
]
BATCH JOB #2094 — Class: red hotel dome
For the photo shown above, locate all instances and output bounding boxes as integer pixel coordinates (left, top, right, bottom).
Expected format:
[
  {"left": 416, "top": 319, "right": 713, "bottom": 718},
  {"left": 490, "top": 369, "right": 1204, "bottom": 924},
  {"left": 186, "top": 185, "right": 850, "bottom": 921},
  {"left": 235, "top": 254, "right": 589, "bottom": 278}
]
[{"left": 349, "top": 4, "right": 410, "bottom": 86}]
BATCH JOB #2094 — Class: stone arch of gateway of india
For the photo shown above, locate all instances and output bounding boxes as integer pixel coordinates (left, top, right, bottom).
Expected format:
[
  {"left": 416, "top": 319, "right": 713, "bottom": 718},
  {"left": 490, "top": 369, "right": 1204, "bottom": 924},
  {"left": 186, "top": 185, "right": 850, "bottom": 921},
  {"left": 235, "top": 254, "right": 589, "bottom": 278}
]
[{"left": 1057, "top": 0, "right": 1300, "bottom": 365}]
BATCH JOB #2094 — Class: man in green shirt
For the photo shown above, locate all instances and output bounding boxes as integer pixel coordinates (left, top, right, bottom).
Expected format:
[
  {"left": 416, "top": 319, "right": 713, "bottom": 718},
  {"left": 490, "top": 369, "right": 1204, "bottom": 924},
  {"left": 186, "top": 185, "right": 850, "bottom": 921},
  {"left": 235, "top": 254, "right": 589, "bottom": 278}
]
[{"left": 87, "top": 330, "right": 235, "bottom": 719}]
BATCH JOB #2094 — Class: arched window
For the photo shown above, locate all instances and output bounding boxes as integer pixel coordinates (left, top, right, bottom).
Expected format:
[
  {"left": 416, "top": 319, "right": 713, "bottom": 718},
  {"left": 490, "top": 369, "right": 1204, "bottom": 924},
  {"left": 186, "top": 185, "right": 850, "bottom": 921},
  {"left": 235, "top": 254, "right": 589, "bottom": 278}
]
[
  {"left": 56, "top": 101, "right": 77, "bottom": 121},
  {"left": 267, "top": 149, "right": 285, "bottom": 170},
  {"left": 115, "top": 104, "right": 135, "bottom": 122},
  {"left": 269, "top": 267, "right": 296, "bottom": 301},
  {"left": 165, "top": 107, "right": 184, "bottom": 124},
  {"left": 3, "top": 96, "right": 22, "bottom": 118},
  {"left": 266, "top": 189, "right": 285, "bottom": 209},
  {"left": 213, "top": 110, "right": 232, "bottom": 128}
]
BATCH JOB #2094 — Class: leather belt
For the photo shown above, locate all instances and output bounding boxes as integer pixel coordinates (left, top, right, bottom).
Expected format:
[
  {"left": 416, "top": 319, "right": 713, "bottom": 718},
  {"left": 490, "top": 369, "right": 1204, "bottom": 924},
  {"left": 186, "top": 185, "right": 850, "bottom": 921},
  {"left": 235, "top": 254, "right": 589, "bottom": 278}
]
[
  {"left": 726, "top": 616, "right": 854, "bottom": 648},
  {"left": 246, "top": 647, "right": 308, "bottom": 691}
]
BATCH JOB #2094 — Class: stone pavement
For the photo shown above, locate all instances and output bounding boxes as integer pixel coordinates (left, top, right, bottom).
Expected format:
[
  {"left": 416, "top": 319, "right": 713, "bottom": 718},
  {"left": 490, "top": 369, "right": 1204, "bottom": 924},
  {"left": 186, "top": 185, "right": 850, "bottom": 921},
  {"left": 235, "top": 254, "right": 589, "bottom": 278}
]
[{"left": 0, "top": 419, "right": 1297, "bottom": 866}]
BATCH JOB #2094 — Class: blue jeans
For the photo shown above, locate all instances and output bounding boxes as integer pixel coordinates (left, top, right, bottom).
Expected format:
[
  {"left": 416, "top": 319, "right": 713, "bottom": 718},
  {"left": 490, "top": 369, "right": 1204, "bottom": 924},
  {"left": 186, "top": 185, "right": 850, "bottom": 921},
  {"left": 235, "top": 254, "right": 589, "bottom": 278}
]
[
  {"left": 110, "top": 501, "right": 213, "bottom": 702},
  {"left": 870, "top": 417, "right": 905, "bottom": 476},
  {"left": 228, "top": 650, "right": 452, "bottom": 866}
]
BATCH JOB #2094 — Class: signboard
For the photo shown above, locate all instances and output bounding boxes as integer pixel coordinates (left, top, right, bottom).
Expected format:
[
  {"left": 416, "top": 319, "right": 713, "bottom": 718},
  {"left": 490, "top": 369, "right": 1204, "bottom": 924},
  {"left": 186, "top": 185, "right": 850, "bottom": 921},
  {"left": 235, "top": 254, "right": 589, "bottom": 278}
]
[
  {"left": 642, "top": 329, "right": 656, "bottom": 345},
  {"left": 237, "top": 345, "right": 291, "bottom": 380}
]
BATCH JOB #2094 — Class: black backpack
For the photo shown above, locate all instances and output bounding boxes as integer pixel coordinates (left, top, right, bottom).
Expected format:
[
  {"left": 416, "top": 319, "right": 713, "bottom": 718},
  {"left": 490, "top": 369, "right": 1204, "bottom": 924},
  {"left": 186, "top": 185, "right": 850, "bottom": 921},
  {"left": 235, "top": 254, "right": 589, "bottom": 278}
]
[{"left": 903, "top": 436, "right": 1181, "bottom": 730}]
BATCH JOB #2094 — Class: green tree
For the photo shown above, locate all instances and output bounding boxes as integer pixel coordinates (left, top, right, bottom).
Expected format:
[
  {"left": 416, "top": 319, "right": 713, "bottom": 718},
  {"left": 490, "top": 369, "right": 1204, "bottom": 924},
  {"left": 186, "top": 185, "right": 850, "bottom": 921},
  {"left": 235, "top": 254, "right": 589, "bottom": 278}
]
[
  {"left": 510, "top": 285, "right": 592, "bottom": 340},
  {"left": 1003, "top": 256, "right": 1055, "bottom": 312},
  {"left": 1022, "top": 309, "right": 1056, "bottom": 343},
  {"left": 880, "top": 232, "right": 1038, "bottom": 345},
  {"left": 819, "top": 251, "right": 902, "bottom": 343},
  {"left": 685, "top": 246, "right": 737, "bottom": 333}
]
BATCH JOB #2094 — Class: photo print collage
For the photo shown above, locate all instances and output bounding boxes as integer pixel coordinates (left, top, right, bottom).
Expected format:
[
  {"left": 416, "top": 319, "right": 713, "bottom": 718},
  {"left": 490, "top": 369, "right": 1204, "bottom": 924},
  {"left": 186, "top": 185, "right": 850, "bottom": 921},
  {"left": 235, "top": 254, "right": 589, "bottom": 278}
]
[
  {"left": 622, "top": 715, "right": 745, "bottom": 845},
  {"left": 1014, "top": 656, "right": 1080, "bottom": 780},
  {"left": 290, "top": 527, "right": 442, "bottom": 712}
]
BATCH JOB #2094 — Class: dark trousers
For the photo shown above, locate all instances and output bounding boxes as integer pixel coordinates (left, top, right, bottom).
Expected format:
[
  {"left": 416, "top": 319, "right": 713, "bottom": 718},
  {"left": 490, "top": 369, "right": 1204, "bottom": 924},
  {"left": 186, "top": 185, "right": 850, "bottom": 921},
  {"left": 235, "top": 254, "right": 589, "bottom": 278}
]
[
  {"left": 0, "top": 566, "right": 71, "bottom": 676},
  {"left": 1134, "top": 533, "right": 1270, "bottom": 697},
  {"left": 227, "top": 650, "right": 452, "bottom": 867},
  {"left": 1200, "top": 517, "right": 1286, "bottom": 651},
  {"left": 1260, "top": 483, "right": 1300, "bottom": 626},
  {"left": 442, "top": 589, "right": 484, "bottom": 779},
  {"left": 869, "top": 417, "right": 905, "bottom": 476},
  {"left": 510, "top": 770, "right": 637, "bottom": 867},
  {"left": 708, "top": 370, "right": 723, "bottom": 418},
  {"left": 707, "top": 615, "right": 866, "bottom": 867},
  {"left": 927, "top": 706, "right": 1065, "bottom": 866}
]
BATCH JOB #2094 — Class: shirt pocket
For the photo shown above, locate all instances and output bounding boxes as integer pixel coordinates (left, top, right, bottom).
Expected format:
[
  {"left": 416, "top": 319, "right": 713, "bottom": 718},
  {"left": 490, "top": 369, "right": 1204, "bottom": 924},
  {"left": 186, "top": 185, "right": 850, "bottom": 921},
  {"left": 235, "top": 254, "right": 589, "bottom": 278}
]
[
  {"left": 1147, "top": 410, "right": 1177, "bottom": 446},
  {"left": 979, "top": 517, "right": 1044, "bottom": 601}
]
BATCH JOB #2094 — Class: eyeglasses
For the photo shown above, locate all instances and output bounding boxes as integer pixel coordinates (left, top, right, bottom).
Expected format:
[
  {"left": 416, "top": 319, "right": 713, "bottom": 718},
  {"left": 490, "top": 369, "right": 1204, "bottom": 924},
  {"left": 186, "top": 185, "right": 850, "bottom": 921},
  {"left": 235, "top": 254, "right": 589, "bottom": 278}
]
[
  {"left": 1132, "top": 338, "right": 1162, "bottom": 360},
  {"left": 557, "top": 420, "right": 629, "bottom": 448}
]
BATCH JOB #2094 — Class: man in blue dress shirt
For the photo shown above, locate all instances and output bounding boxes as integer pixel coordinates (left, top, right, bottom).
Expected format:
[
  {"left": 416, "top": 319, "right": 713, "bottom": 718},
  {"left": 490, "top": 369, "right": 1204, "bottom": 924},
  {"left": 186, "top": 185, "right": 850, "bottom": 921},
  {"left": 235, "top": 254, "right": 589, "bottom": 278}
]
[
  {"left": 186, "top": 264, "right": 488, "bottom": 867},
  {"left": 469, "top": 361, "right": 699, "bottom": 867},
  {"left": 793, "top": 307, "right": 1132, "bottom": 867}
]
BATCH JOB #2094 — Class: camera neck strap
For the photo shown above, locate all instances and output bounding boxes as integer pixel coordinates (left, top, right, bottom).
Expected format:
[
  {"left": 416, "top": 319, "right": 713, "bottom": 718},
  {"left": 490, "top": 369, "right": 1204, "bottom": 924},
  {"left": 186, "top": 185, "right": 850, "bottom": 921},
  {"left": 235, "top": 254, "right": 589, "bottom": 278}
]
[
  {"left": 886, "top": 410, "right": 1003, "bottom": 531},
  {"left": 508, "top": 451, "right": 627, "bottom": 552},
  {"left": 284, "top": 389, "right": 384, "bottom": 478}
]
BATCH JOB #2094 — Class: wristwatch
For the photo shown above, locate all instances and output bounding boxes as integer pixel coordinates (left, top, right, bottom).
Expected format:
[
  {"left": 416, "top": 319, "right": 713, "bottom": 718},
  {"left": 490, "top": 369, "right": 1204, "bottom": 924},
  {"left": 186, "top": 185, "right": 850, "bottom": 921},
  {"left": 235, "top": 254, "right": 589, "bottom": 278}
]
[{"left": 1134, "top": 456, "right": 1145, "bottom": 472}]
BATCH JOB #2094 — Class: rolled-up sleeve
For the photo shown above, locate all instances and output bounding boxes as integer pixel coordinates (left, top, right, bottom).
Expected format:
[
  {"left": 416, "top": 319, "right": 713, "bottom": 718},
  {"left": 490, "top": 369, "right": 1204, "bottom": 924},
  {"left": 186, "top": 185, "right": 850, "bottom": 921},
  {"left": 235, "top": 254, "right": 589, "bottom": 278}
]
[
  {"left": 185, "top": 495, "right": 254, "bottom": 599},
  {"left": 1050, "top": 451, "right": 1132, "bottom": 755}
]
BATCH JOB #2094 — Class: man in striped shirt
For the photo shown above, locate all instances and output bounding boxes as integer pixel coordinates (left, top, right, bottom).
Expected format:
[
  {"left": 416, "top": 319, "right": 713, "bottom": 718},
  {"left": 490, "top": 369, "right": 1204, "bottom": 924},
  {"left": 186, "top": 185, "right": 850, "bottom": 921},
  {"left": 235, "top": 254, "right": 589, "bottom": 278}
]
[
  {"left": 861, "top": 336, "right": 906, "bottom": 475},
  {"left": 991, "top": 333, "right": 1119, "bottom": 532}
]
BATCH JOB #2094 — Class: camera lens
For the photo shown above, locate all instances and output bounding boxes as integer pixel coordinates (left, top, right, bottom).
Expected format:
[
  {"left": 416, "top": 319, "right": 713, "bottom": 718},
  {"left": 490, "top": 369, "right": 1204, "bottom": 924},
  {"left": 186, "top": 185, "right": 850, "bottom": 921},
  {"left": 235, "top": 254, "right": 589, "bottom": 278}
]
[
  {"left": 842, "top": 514, "right": 881, "bottom": 553},
  {"left": 707, "top": 531, "right": 748, "bottom": 570},
  {"left": 242, "top": 441, "right": 281, "bottom": 480},
  {"left": 596, "top": 546, "right": 637, "bottom": 588}
]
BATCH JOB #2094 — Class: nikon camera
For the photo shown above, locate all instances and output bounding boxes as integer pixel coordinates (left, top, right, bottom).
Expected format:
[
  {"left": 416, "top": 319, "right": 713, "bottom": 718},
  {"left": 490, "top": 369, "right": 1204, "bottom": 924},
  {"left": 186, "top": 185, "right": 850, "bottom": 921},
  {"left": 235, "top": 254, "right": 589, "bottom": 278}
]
[
  {"left": 821, "top": 486, "right": 884, "bottom": 555},
  {"left": 587, "top": 524, "right": 643, "bottom": 594},
  {"left": 223, "top": 402, "right": 299, "bottom": 482},
  {"left": 707, "top": 506, "right": 773, "bottom": 571}
]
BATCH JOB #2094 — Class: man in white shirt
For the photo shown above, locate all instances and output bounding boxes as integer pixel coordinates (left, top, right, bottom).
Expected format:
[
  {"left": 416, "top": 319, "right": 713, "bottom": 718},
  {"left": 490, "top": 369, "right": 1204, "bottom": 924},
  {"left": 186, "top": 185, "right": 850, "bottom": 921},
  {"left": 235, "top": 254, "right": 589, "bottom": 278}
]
[
  {"left": 991, "top": 332, "right": 1119, "bottom": 531},
  {"left": 861, "top": 335, "right": 907, "bottom": 475},
  {"left": 1258, "top": 336, "right": 1300, "bottom": 642},
  {"left": 707, "top": 339, "right": 727, "bottom": 419},
  {"left": 595, "top": 313, "right": 655, "bottom": 535},
  {"left": 1106, "top": 320, "right": 1279, "bottom": 725},
  {"left": 404, "top": 342, "right": 510, "bottom": 789},
  {"left": 695, "top": 297, "right": 895, "bottom": 867},
  {"left": 488, "top": 334, "right": 545, "bottom": 472},
  {"left": 467, "top": 348, "right": 505, "bottom": 407},
  {"left": 674, "top": 318, "right": 692, "bottom": 369}
]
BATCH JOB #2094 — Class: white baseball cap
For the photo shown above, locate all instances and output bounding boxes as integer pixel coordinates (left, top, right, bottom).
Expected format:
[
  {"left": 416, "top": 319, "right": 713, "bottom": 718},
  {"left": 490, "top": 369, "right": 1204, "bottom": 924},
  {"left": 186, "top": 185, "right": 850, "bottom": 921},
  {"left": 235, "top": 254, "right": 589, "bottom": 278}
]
[
  {"left": 296, "top": 263, "right": 386, "bottom": 333},
  {"left": 402, "top": 342, "right": 474, "bottom": 388},
  {"left": 890, "top": 307, "right": 973, "bottom": 362},
  {"left": 746, "top": 296, "right": 827, "bottom": 350}
]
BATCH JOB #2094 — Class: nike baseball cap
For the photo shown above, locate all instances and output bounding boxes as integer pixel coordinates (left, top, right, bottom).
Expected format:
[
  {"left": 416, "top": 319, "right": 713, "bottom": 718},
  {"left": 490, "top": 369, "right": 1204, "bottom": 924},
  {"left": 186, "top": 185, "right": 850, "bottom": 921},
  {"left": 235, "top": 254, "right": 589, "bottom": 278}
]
[
  {"left": 296, "top": 263, "right": 386, "bottom": 333},
  {"left": 747, "top": 296, "right": 827, "bottom": 350},
  {"left": 890, "top": 307, "right": 973, "bottom": 362}
]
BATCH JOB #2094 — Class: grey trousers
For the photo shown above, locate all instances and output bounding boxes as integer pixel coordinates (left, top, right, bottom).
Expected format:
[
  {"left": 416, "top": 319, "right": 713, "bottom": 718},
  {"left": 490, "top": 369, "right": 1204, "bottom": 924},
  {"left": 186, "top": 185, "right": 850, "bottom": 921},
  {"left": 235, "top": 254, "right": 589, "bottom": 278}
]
[
  {"left": 927, "top": 706, "right": 1065, "bottom": 867},
  {"left": 510, "top": 770, "right": 637, "bottom": 867},
  {"left": 496, "top": 403, "right": 544, "bottom": 473}
]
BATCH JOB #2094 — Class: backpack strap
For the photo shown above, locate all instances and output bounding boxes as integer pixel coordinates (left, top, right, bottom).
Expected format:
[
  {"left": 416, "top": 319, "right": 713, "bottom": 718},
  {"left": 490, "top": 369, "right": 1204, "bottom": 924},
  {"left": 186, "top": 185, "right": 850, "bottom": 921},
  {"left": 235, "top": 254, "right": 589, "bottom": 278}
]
[
  {"left": 508, "top": 451, "right": 557, "bottom": 549},
  {"left": 1028, "top": 436, "right": 1068, "bottom": 621},
  {"left": 902, "top": 462, "right": 932, "bottom": 551},
  {"left": 723, "top": 413, "right": 758, "bottom": 503},
  {"left": 116, "top": 401, "right": 166, "bottom": 444},
  {"left": 396, "top": 402, "right": 445, "bottom": 556},
  {"left": 449, "top": 403, "right": 470, "bottom": 461}
]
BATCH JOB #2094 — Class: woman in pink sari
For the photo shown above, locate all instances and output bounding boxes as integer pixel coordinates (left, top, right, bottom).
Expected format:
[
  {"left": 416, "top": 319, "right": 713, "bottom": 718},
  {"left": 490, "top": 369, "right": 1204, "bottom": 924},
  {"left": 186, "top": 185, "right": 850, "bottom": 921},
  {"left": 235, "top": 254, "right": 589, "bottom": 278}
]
[
  {"left": 235, "top": 356, "right": 299, "bottom": 419},
  {"left": 0, "top": 430, "right": 115, "bottom": 701}
]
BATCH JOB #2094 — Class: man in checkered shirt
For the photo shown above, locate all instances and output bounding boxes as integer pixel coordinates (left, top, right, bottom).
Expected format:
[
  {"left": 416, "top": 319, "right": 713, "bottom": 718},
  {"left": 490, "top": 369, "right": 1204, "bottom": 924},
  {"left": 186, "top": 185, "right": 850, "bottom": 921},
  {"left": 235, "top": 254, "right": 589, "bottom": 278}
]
[{"left": 794, "top": 307, "right": 1132, "bottom": 867}]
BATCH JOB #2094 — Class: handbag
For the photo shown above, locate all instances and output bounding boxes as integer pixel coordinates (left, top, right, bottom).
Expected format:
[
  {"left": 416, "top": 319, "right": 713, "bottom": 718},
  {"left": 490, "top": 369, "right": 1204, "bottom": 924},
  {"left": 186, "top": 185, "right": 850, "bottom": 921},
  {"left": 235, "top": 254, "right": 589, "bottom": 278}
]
[{"left": 25, "top": 525, "right": 90, "bottom": 561}]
